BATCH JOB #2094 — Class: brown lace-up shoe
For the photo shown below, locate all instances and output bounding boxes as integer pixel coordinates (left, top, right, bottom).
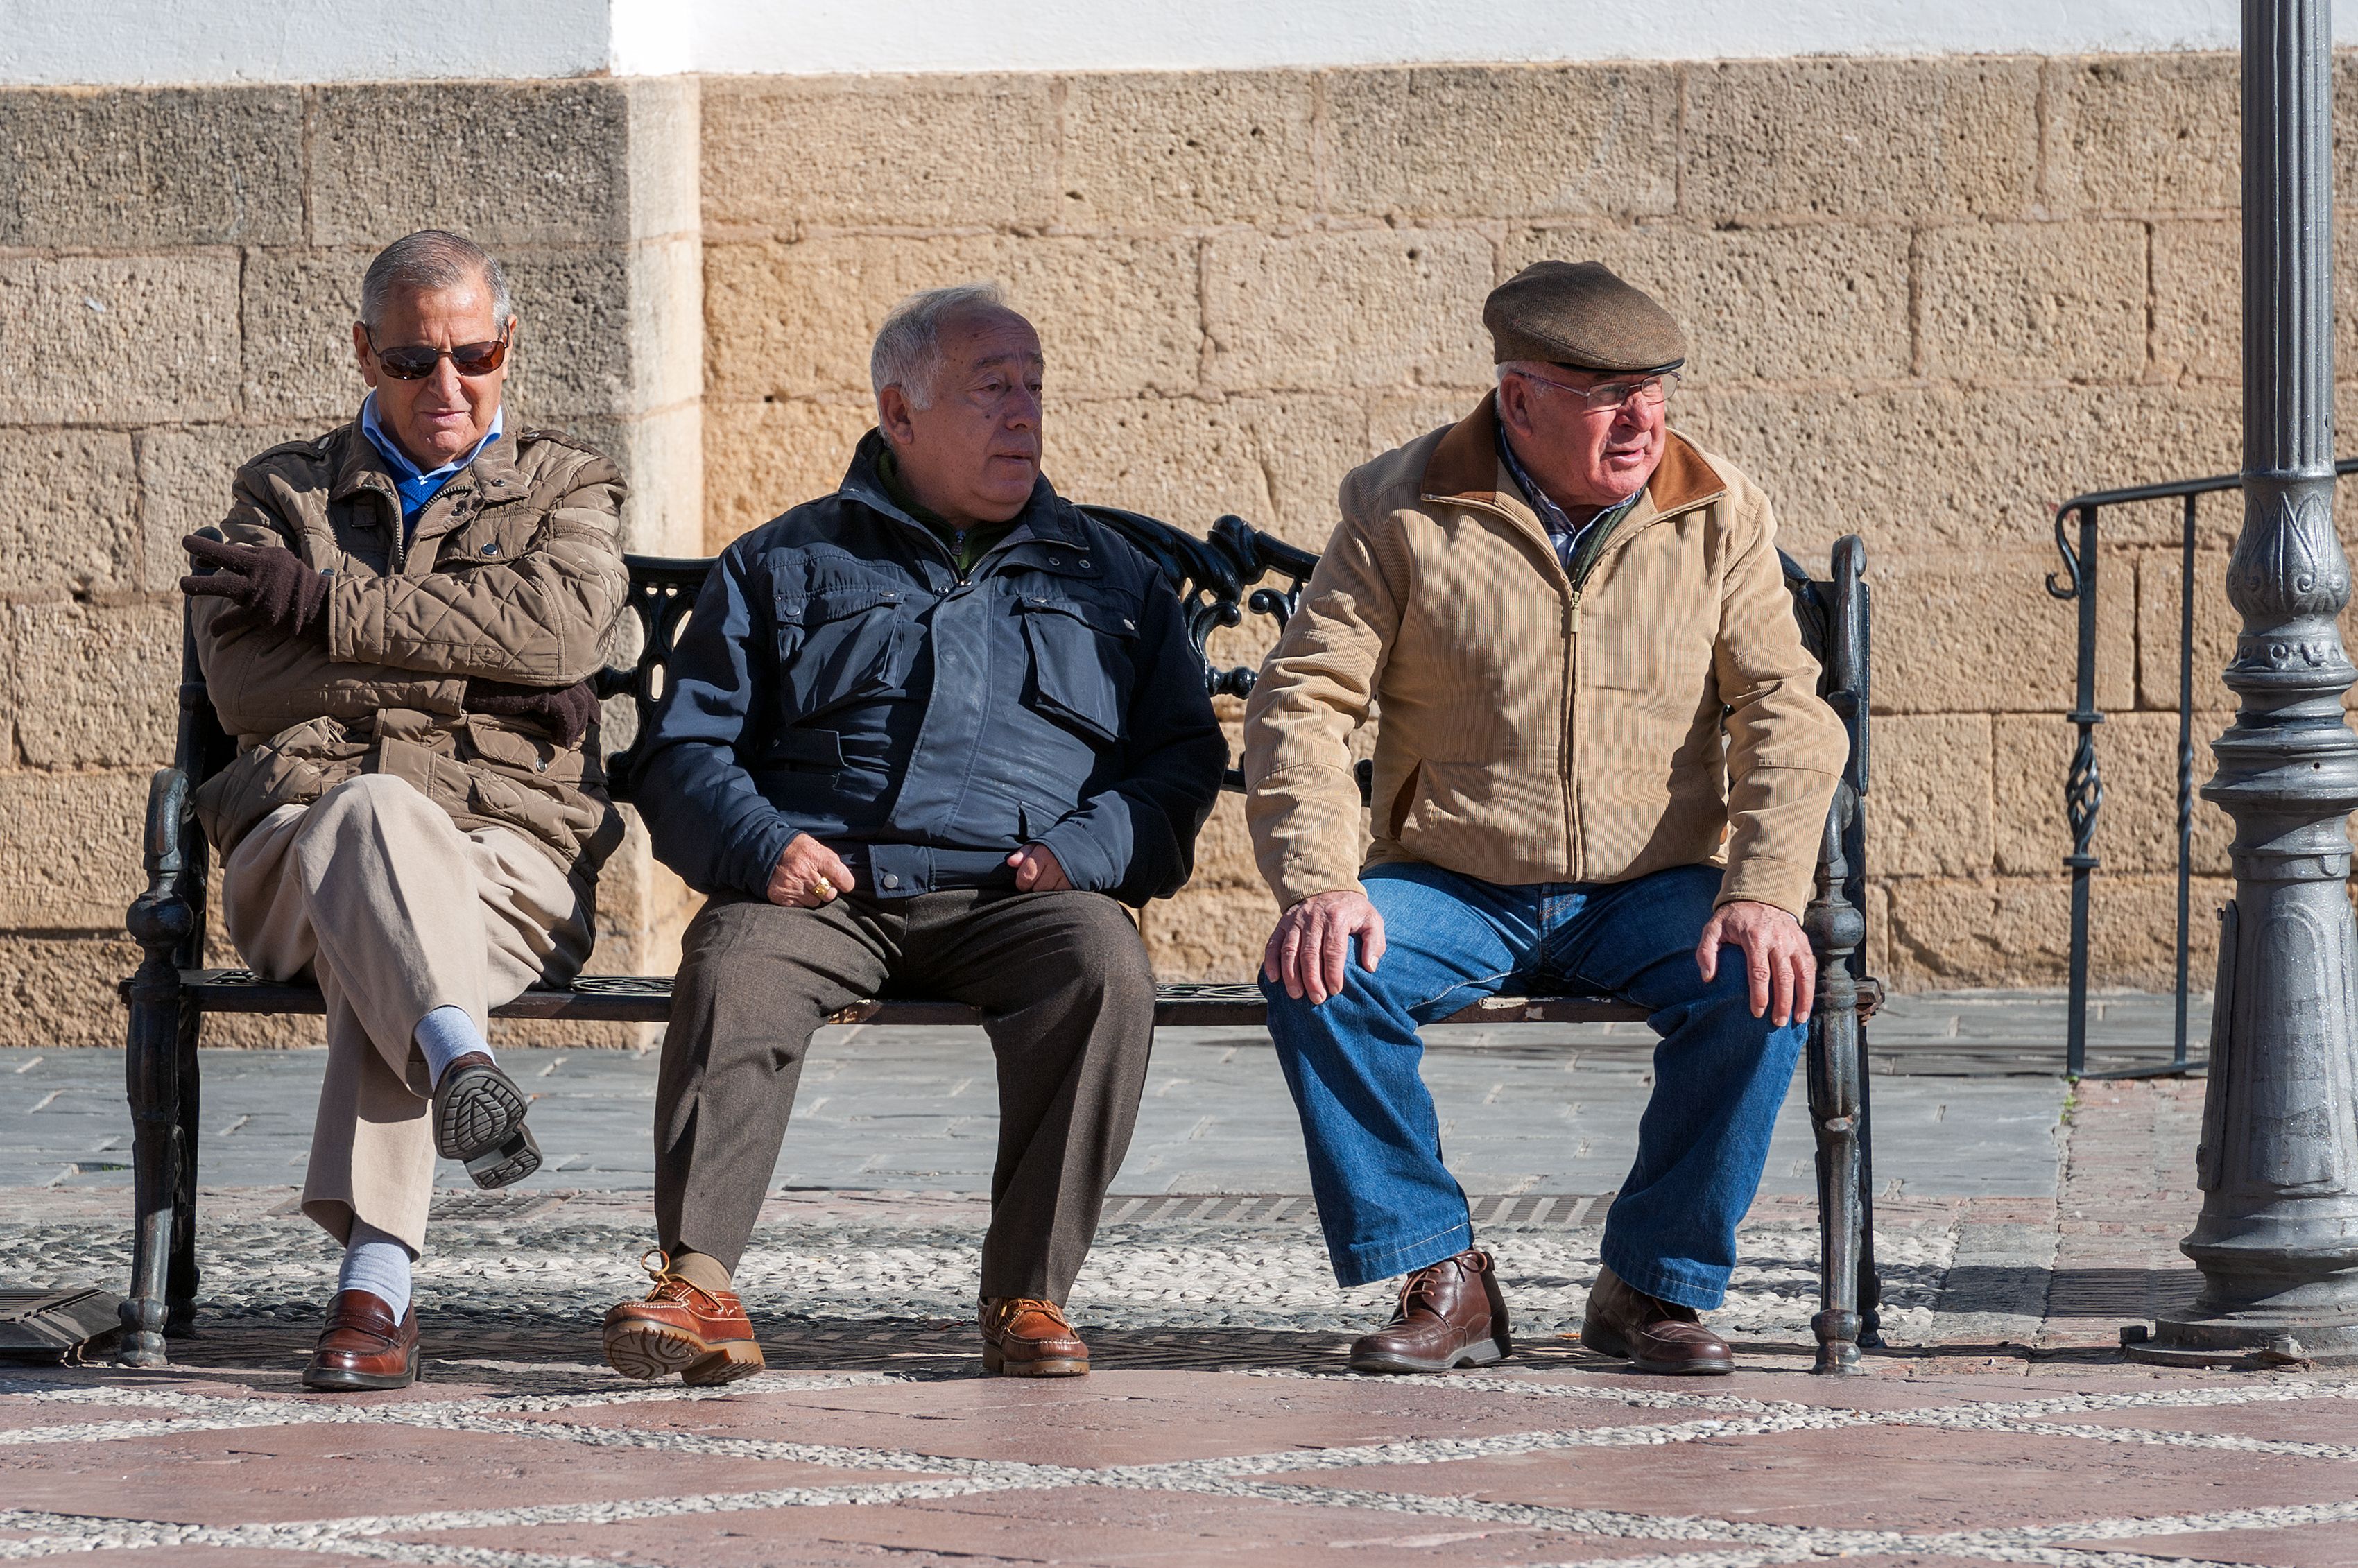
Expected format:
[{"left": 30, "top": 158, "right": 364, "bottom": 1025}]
[
  {"left": 979, "top": 1298, "right": 1089, "bottom": 1377},
  {"left": 302, "top": 1289, "right": 420, "bottom": 1392},
  {"left": 1581, "top": 1264, "right": 1736, "bottom": 1375},
  {"left": 1348, "top": 1248, "right": 1513, "bottom": 1374},
  {"left": 602, "top": 1250, "right": 763, "bottom": 1386}
]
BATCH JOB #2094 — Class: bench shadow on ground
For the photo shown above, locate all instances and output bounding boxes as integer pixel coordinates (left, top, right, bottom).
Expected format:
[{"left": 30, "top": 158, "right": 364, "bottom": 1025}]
[{"left": 131, "top": 1310, "right": 2158, "bottom": 1383}]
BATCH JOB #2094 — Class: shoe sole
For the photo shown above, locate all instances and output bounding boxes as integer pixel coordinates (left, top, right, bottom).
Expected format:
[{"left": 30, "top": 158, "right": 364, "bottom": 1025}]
[
  {"left": 463, "top": 1126, "right": 542, "bottom": 1191},
  {"left": 603, "top": 1320, "right": 764, "bottom": 1386},
  {"left": 302, "top": 1356, "right": 419, "bottom": 1393},
  {"left": 1580, "top": 1320, "right": 1735, "bottom": 1376},
  {"left": 981, "top": 1341, "right": 1088, "bottom": 1377},
  {"left": 1347, "top": 1336, "right": 1508, "bottom": 1375},
  {"left": 436, "top": 1065, "right": 530, "bottom": 1164}
]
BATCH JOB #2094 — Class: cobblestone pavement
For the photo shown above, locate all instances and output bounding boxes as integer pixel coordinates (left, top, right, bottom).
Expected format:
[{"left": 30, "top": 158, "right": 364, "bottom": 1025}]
[{"left": 10, "top": 993, "right": 2337, "bottom": 1567}]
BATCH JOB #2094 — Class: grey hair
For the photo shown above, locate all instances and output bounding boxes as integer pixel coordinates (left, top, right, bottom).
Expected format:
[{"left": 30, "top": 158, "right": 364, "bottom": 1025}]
[
  {"left": 359, "top": 230, "right": 515, "bottom": 331},
  {"left": 870, "top": 282, "right": 1011, "bottom": 412}
]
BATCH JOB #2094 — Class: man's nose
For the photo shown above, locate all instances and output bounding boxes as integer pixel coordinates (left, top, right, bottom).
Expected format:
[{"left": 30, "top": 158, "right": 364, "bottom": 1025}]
[
  {"left": 1003, "top": 388, "right": 1042, "bottom": 429},
  {"left": 427, "top": 356, "right": 466, "bottom": 403}
]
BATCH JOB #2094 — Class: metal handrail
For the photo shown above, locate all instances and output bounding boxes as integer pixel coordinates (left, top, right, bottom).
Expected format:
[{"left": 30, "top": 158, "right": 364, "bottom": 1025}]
[{"left": 2045, "top": 456, "right": 2358, "bottom": 1078}]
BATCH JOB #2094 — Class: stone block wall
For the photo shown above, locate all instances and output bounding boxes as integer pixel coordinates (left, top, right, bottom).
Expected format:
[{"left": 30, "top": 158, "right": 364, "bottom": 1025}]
[
  {"left": 699, "top": 52, "right": 2337, "bottom": 992},
  {"left": 4, "top": 52, "right": 2341, "bottom": 1049},
  {"left": 0, "top": 79, "right": 702, "bottom": 1045}
]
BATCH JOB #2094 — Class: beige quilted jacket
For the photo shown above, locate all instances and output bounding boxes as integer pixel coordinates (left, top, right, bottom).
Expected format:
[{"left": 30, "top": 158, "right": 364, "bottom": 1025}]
[
  {"left": 1243, "top": 396, "right": 1847, "bottom": 918},
  {"left": 189, "top": 420, "right": 631, "bottom": 878}
]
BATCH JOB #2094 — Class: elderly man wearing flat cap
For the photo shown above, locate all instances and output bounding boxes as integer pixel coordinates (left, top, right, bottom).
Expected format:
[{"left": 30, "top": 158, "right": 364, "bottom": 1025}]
[{"left": 1242, "top": 260, "right": 1847, "bottom": 1376}]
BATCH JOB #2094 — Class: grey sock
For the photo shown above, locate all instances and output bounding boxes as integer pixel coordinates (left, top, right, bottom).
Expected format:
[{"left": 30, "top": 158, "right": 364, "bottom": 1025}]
[
  {"left": 338, "top": 1219, "right": 415, "bottom": 1320},
  {"left": 414, "top": 1004, "right": 490, "bottom": 1087}
]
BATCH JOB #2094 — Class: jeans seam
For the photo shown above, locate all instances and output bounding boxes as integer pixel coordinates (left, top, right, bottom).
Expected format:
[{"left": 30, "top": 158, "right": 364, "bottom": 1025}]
[{"left": 1404, "top": 967, "right": 1517, "bottom": 1015}]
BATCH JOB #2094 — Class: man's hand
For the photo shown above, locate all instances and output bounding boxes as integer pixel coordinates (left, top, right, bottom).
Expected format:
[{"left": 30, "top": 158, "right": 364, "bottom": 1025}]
[
  {"left": 766, "top": 834, "right": 857, "bottom": 909},
  {"left": 181, "top": 534, "right": 332, "bottom": 642},
  {"left": 1696, "top": 899, "right": 1815, "bottom": 1028},
  {"left": 464, "top": 678, "right": 600, "bottom": 746},
  {"left": 1006, "top": 844, "right": 1071, "bottom": 893},
  {"left": 1262, "top": 889, "right": 1386, "bottom": 1006}
]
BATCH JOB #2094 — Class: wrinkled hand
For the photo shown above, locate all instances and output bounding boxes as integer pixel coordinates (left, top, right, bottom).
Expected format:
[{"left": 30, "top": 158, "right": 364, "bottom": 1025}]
[
  {"left": 766, "top": 833, "right": 857, "bottom": 909},
  {"left": 1696, "top": 899, "right": 1815, "bottom": 1028},
  {"left": 464, "top": 678, "right": 600, "bottom": 747},
  {"left": 1007, "top": 843, "right": 1071, "bottom": 893},
  {"left": 180, "top": 534, "right": 331, "bottom": 643},
  {"left": 1262, "top": 889, "right": 1386, "bottom": 1006}
]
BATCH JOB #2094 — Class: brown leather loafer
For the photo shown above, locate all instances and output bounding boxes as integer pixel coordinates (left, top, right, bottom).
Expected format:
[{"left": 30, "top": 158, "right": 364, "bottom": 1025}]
[
  {"left": 431, "top": 1052, "right": 542, "bottom": 1190},
  {"left": 1581, "top": 1264, "right": 1736, "bottom": 1375},
  {"left": 1348, "top": 1248, "right": 1513, "bottom": 1375},
  {"left": 302, "top": 1289, "right": 419, "bottom": 1392},
  {"left": 979, "top": 1298, "right": 1089, "bottom": 1377},
  {"left": 603, "top": 1250, "right": 763, "bottom": 1386}
]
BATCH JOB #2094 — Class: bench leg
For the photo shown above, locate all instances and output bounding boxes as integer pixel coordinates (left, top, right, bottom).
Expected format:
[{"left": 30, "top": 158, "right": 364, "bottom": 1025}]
[
  {"left": 167, "top": 997, "right": 202, "bottom": 1336},
  {"left": 1804, "top": 788, "right": 1868, "bottom": 1375},
  {"left": 121, "top": 877, "right": 196, "bottom": 1368},
  {"left": 1854, "top": 1046, "right": 1886, "bottom": 1349}
]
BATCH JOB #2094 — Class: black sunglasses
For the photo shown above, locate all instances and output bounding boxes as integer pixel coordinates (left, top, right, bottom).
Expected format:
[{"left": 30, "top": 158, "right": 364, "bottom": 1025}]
[{"left": 365, "top": 325, "right": 511, "bottom": 381}]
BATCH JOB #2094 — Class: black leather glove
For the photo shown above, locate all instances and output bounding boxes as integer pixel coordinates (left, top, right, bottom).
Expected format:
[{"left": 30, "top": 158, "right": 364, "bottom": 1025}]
[
  {"left": 463, "top": 678, "right": 600, "bottom": 748},
  {"left": 181, "top": 535, "right": 332, "bottom": 644}
]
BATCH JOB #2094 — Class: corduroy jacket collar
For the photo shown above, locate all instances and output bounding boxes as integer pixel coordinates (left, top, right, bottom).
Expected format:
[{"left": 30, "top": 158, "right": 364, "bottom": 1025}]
[{"left": 1419, "top": 393, "right": 1727, "bottom": 540}]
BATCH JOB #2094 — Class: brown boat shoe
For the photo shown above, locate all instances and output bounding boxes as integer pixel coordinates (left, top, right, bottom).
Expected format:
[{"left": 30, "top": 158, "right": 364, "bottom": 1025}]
[
  {"left": 603, "top": 1250, "right": 764, "bottom": 1386},
  {"left": 1581, "top": 1264, "right": 1736, "bottom": 1375},
  {"left": 1348, "top": 1247, "right": 1513, "bottom": 1374},
  {"left": 302, "top": 1289, "right": 420, "bottom": 1392},
  {"left": 979, "top": 1297, "right": 1089, "bottom": 1377}
]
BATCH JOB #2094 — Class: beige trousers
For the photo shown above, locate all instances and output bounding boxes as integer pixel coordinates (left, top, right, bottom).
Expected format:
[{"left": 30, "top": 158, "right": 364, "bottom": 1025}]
[{"left": 222, "top": 773, "right": 593, "bottom": 1252}]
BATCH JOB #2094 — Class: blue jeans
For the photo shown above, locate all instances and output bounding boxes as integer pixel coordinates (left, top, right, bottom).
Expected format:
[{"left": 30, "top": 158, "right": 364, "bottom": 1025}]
[{"left": 1261, "top": 861, "right": 1804, "bottom": 1309}]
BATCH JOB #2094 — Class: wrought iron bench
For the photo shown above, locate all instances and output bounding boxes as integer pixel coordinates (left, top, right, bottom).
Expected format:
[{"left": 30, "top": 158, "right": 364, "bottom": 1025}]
[{"left": 121, "top": 508, "right": 1882, "bottom": 1374}]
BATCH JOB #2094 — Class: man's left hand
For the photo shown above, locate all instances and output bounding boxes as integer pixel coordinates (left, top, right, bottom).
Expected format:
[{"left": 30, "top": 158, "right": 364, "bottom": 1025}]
[
  {"left": 1696, "top": 899, "right": 1814, "bottom": 1028},
  {"left": 1008, "top": 843, "right": 1071, "bottom": 892},
  {"left": 181, "top": 535, "right": 332, "bottom": 642}
]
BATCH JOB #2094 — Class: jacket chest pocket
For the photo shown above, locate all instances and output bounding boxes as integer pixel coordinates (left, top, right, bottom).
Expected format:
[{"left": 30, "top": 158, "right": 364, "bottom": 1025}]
[
  {"left": 776, "top": 584, "right": 915, "bottom": 721},
  {"left": 1016, "top": 592, "right": 1139, "bottom": 746},
  {"left": 438, "top": 506, "right": 542, "bottom": 567}
]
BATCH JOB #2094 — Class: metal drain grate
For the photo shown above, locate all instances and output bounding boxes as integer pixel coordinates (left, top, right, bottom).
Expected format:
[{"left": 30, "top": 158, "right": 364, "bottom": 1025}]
[
  {"left": 1098, "top": 1194, "right": 1606, "bottom": 1226},
  {"left": 268, "top": 1189, "right": 572, "bottom": 1221}
]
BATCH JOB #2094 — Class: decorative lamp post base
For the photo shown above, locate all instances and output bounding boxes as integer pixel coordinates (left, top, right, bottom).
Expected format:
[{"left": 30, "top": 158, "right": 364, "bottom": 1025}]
[{"left": 2131, "top": 1307, "right": 2358, "bottom": 1368}]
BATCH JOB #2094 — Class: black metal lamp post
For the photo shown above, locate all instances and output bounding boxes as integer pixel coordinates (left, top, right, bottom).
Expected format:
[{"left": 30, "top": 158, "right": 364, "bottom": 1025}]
[{"left": 2133, "top": 0, "right": 2358, "bottom": 1367}]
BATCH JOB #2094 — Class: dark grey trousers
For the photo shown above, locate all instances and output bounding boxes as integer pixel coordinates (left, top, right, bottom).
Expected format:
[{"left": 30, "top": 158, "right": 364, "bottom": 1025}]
[{"left": 653, "top": 887, "right": 1156, "bottom": 1302}]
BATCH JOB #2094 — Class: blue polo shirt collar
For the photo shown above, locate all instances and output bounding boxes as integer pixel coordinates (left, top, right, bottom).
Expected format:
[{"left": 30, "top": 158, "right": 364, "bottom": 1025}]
[{"left": 359, "top": 394, "right": 506, "bottom": 530}]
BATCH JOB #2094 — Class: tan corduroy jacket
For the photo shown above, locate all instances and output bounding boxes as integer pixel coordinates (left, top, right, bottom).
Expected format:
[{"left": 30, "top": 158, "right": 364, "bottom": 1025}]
[
  {"left": 189, "top": 420, "right": 631, "bottom": 878},
  {"left": 1242, "top": 396, "right": 1848, "bottom": 918}
]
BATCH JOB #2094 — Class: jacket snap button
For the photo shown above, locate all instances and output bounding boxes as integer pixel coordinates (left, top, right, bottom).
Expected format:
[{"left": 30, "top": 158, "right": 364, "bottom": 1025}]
[
  {"left": 881, "top": 872, "right": 900, "bottom": 890},
  {"left": 1048, "top": 555, "right": 1060, "bottom": 565},
  {"left": 481, "top": 542, "right": 499, "bottom": 555},
  {"left": 1080, "top": 559, "right": 1090, "bottom": 569}
]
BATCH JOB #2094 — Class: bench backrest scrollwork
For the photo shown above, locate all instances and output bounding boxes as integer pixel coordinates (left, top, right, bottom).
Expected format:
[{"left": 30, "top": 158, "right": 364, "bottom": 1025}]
[{"left": 593, "top": 510, "right": 1323, "bottom": 801}]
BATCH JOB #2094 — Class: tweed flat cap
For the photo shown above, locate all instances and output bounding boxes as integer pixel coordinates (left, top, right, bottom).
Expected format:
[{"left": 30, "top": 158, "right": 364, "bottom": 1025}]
[{"left": 1484, "top": 260, "right": 1686, "bottom": 373}]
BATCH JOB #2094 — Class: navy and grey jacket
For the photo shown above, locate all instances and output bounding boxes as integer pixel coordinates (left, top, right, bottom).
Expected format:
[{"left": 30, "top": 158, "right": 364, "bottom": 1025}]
[{"left": 636, "top": 435, "right": 1228, "bottom": 906}]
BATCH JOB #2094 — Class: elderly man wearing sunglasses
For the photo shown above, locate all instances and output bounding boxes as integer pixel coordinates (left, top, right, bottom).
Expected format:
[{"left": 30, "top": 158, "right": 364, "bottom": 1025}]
[
  {"left": 1242, "top": 261, "right": 1848, "bottom": 1378},
  {"left": 178, "top": 229, "right": 628, "bottom": 1392}
]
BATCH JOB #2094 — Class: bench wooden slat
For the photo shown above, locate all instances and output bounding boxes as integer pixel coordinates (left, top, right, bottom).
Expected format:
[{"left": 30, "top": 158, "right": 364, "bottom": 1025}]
[{"left": 172, "top": 968, "right": 1685, "bottom": 1028}]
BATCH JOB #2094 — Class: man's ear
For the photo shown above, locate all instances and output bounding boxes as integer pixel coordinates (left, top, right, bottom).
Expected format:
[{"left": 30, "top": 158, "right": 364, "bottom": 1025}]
[
  {"left": 877, "top": 385, "right": 917, "bottom": 447},
  {"left": 352, "top": 322, "right": 379, "bottom": 389},
  {"left": 1494, "top": 375, "right": 1531, "bottom": 440}
]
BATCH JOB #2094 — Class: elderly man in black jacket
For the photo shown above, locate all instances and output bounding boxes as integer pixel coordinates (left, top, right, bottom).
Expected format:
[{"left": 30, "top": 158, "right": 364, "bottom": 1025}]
[{"left": 601, "top": 283, "right": 1227, "bottom": 1384}]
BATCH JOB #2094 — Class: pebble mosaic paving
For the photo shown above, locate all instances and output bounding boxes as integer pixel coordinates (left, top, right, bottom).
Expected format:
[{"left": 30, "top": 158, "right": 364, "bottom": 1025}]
[{"left": 7, "top": 999, "right": 2345, "bottom": 1567}]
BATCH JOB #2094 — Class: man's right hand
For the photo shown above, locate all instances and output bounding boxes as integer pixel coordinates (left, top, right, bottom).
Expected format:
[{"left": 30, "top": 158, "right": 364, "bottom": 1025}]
[
  {"left": 1262, "top": 889, "right": 1386, "bottom": 1006},
  {"left": 766, "top": 834, "right": 856, "bottom": 909}
]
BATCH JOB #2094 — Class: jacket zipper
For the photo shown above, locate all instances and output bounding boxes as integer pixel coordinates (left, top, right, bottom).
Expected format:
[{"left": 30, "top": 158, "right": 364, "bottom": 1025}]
[{"left": 1427, "top": 488, "right": 1680, "bottom": 885}]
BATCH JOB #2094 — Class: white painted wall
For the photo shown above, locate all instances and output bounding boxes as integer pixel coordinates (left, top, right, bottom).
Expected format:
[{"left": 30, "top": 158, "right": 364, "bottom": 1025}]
[
  {"left": 2, "top": 0, "right": 2346, "bottom": 85},
  {"left": 622, "top": 0, "right": 2342, "bottom": 76},
  {"left": 0, "top": 0, "right": 611, "bottom": 85}
]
